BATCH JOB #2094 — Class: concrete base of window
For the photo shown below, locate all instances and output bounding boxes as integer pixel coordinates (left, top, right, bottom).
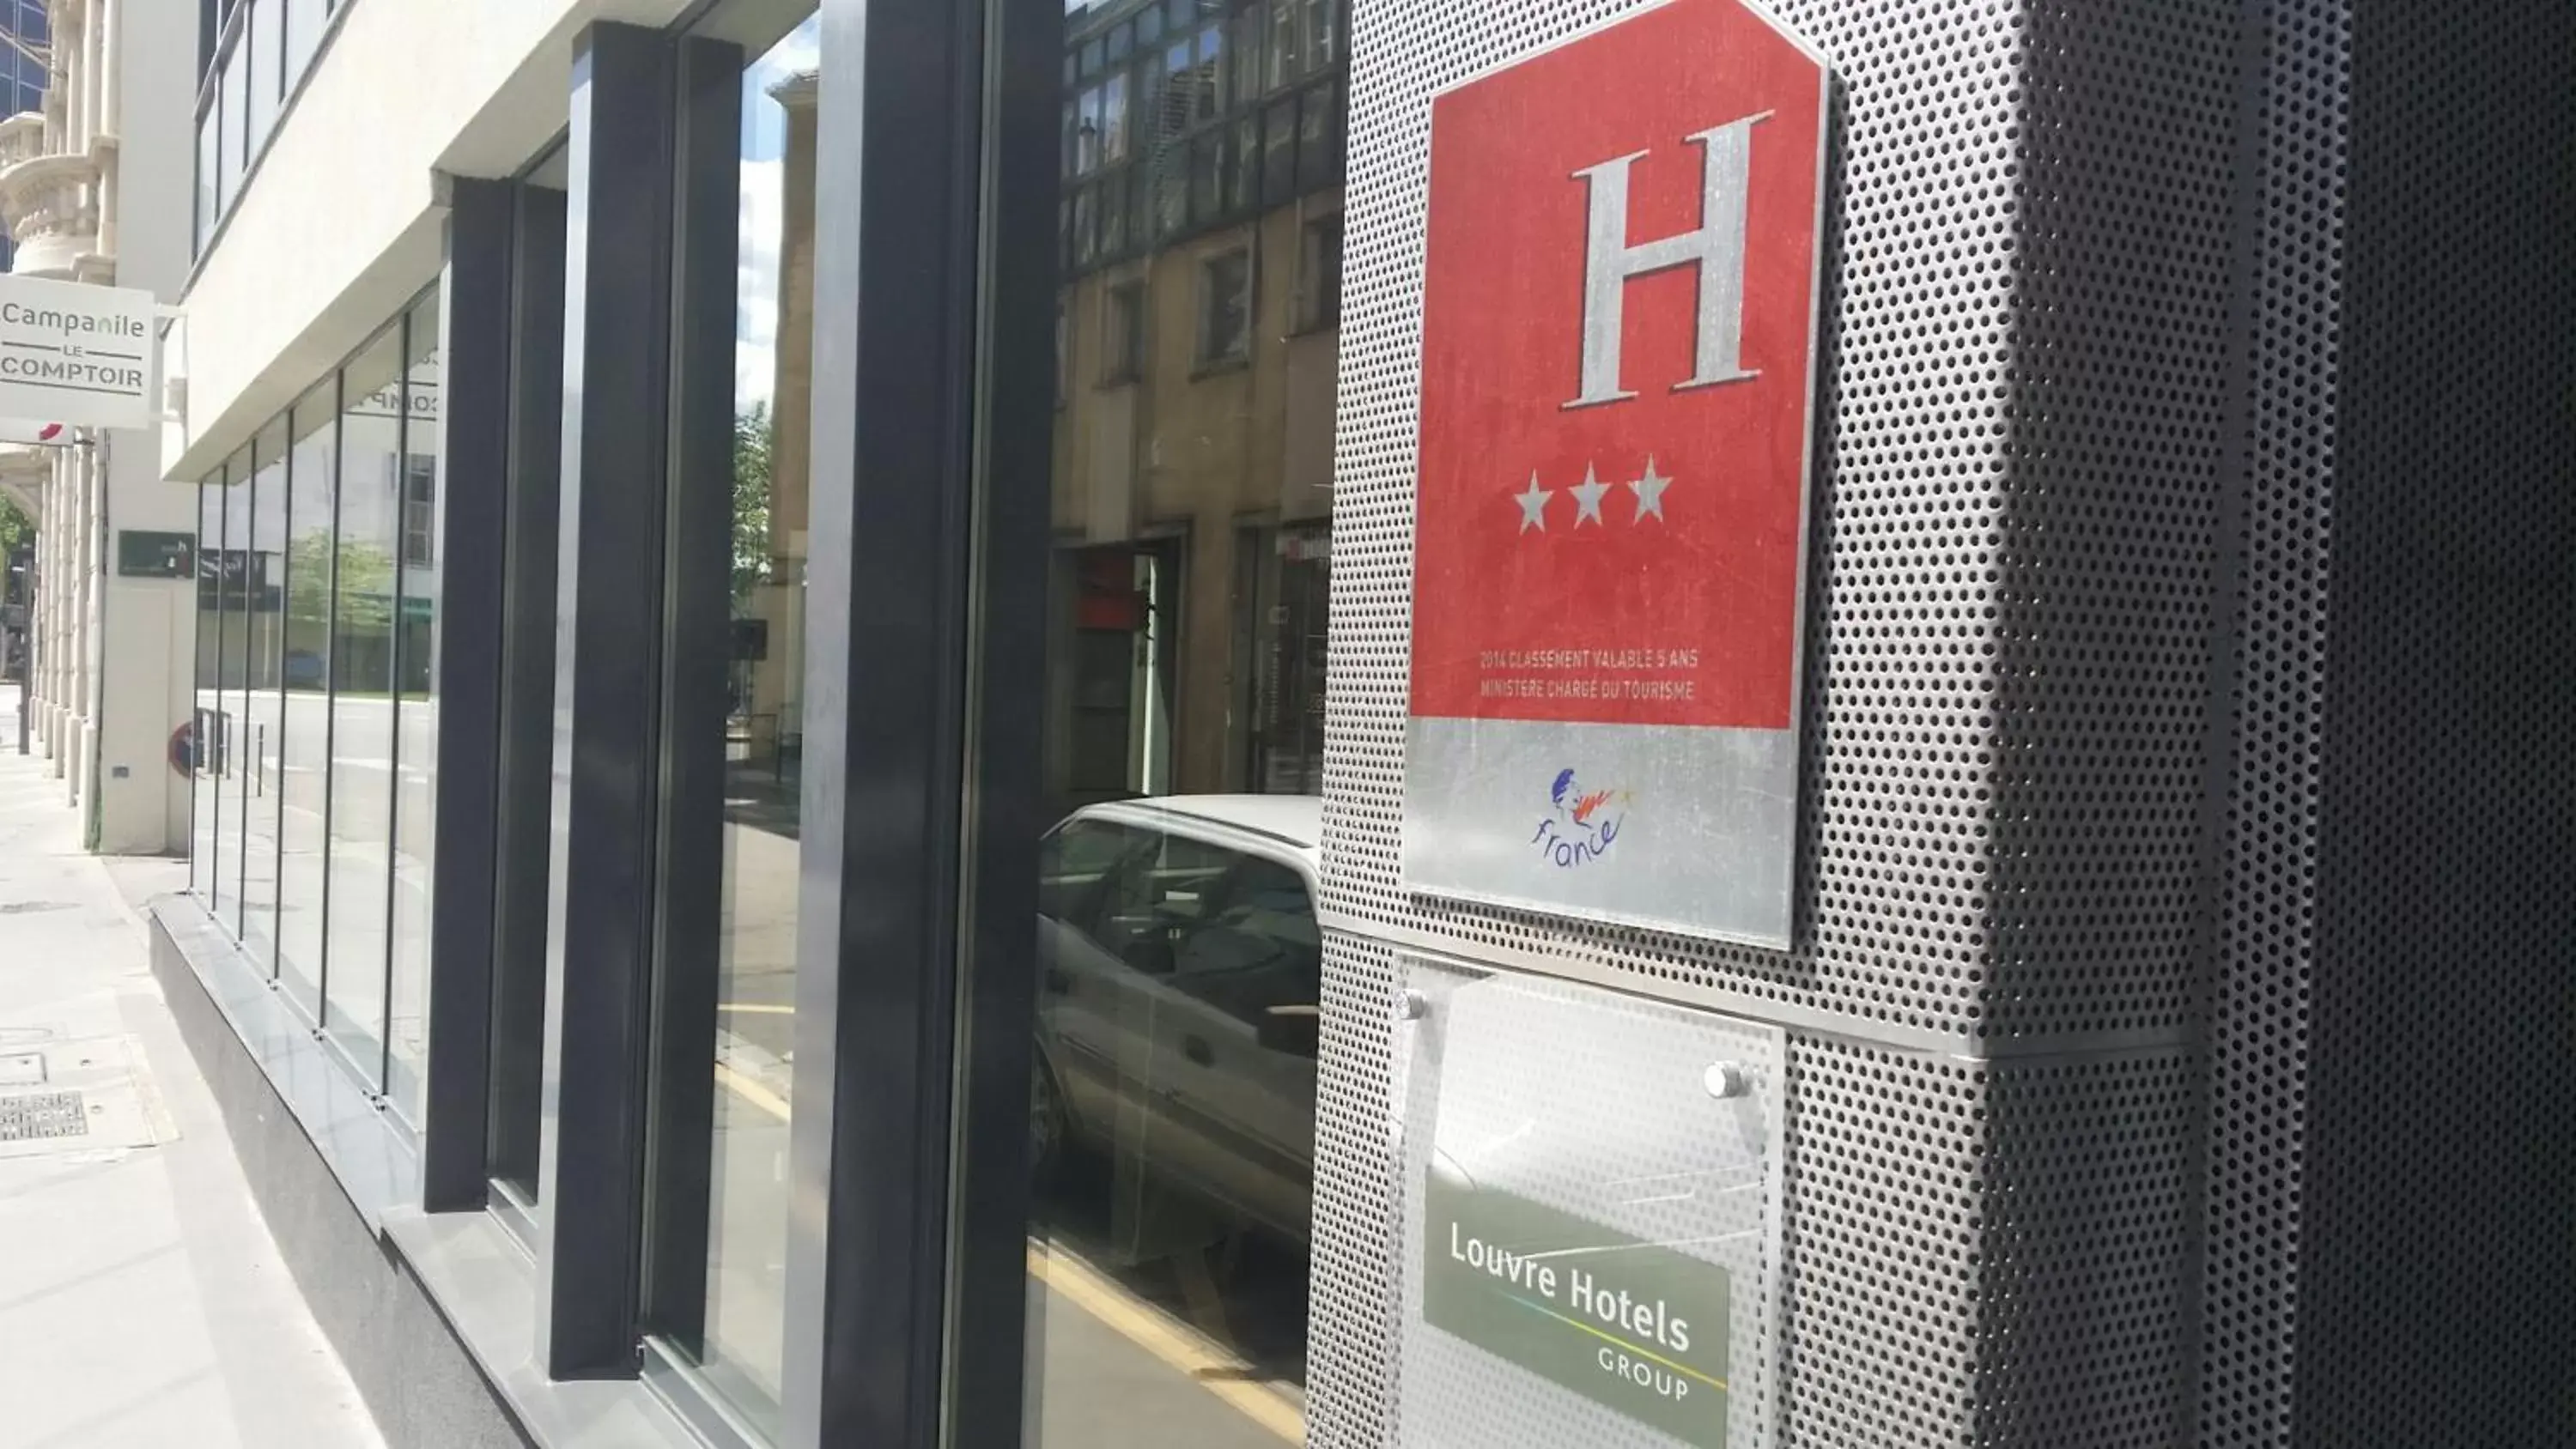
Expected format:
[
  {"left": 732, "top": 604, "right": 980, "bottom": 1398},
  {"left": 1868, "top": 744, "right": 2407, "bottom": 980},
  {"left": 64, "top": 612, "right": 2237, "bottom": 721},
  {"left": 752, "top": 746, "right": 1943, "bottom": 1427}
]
[{"left": 147, "top": 896, "right": 532, "bottom": 1449}]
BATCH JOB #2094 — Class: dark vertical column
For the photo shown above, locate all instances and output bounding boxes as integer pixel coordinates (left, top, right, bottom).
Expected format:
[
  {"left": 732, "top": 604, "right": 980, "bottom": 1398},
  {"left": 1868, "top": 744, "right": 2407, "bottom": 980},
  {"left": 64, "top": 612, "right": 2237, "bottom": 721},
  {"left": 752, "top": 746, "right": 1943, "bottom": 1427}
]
[
  {"left": 943, "top": 0, "right": 1060, "bottom": 1443},
  {"left": 782, "top": 0, "right": 986, "bottom": 1440},
  {"left": 637, "top": 31, "right": 741, "bottom": 1351},
  {"left": 419, "top": 176, "right": 513, "bottom": 1210},
  {"left": 488, "top": 181, "right": 567, "bottom": 1203},
  {"left": 537, "top": 19, "right": 674, "bottom": 1380}
]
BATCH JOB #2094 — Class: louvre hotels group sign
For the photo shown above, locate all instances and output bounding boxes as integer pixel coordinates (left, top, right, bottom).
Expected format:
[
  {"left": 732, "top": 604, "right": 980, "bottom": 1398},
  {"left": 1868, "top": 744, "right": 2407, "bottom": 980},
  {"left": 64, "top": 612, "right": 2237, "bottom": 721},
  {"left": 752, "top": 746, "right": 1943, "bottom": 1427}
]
[{"left": 1403, "top": 0, "right": 1828, "bottom": 950}]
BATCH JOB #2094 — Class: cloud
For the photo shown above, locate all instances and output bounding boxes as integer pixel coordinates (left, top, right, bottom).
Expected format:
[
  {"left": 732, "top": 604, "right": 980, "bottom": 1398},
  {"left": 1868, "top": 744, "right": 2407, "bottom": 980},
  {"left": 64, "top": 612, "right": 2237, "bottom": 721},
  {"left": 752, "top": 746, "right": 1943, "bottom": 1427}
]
[{"left": 734, "top": 157, "right": 786, "bottom": 412}]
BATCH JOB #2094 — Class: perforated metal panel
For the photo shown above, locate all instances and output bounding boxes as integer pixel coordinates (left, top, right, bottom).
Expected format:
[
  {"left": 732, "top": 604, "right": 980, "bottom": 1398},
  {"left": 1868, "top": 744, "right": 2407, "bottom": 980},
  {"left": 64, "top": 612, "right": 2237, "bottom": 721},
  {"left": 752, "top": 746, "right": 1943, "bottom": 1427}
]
[{"left": 1308, "top": 0, "right": 2576, "bottom": 1446}]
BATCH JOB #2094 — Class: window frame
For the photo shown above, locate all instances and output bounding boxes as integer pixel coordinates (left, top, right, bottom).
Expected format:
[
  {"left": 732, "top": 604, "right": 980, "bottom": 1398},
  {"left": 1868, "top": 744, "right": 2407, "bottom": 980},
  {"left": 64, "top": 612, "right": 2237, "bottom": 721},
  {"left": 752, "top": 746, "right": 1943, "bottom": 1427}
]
[{"left": 1195, "top": 245, "right": 1253, "bottom": 368}]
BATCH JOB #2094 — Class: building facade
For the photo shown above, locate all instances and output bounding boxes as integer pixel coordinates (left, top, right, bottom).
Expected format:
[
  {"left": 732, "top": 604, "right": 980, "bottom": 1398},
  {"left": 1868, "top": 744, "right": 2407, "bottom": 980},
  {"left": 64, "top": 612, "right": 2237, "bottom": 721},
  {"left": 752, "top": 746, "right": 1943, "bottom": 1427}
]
[
  {"left": 0, "top": 0, "right": 197, "bottom": 852},
  {"left": 149, "top": 2, "right": 2572, "bottom": 1449}
]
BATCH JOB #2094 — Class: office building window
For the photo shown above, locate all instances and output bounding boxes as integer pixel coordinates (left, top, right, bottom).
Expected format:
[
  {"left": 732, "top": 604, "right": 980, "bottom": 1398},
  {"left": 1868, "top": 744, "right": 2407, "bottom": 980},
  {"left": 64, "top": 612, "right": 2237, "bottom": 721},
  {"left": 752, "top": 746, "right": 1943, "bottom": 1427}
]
[
  {"left": 1295, "top": 209, "right": 1341, "bottom": 334},
  {"left": 322, "top": 323, "right": 405, "bottom": 1084},
  {"left": 994, "top": 3, "right": 1346, "bottom": 1440},
  {"left": 386, "top": 291, "right": 442, "bottom": 1122},
  {"left": 278, "top": 379, "right": 337, "bottom": 1018},
  {"left": 488, "top": 160, "right": 568, "bottom": 1211},
  {"left": 191, "top": 477, "right": 224, "bottom": 903},
  {"left": 638, "top": 9, "right": 819, "bottom": 1436},
  {"left": 240, "top": 421, "right": 290, "bottom": 970},
  {"left": 1198, "top": 246, "right": 1251, "bottom": 366},
  {"left": 1103, "top": 280, "right": 1145, "bottom": 384},
  {"left": 246, "top": 0, "right": 278, "bottom": 157}
]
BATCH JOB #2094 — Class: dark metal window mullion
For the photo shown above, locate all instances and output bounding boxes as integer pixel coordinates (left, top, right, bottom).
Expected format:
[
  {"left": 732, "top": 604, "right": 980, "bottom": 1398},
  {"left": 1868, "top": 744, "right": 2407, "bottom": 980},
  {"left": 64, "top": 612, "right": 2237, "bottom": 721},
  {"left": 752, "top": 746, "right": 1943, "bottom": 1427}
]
[
  {"left": 418, "top": 178, "right": 517, "bottom": 1208},
  {"left": 779, "top": 0, "right": 1003, "bottom": 1443},
  {"left": 534, "top": 20, "right": 681, "bottom": 1380},
  {"left": 635, "top": 29, "right": 744, "bottom": 1358}
]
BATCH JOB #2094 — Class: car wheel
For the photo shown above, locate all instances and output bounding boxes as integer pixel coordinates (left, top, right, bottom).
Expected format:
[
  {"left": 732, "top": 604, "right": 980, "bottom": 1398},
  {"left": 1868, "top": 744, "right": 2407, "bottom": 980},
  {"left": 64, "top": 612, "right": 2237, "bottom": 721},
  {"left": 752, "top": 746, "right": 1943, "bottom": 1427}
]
[{"left": 1030, "top": 1056, "right": 1067, "bottom": 1181}]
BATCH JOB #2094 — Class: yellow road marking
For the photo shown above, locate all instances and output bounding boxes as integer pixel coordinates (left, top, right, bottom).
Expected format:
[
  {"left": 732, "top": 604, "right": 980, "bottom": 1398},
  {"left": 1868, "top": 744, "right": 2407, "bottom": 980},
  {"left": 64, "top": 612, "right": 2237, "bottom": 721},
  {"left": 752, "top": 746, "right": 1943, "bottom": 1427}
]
[
  {"left": 1026, "top": 1244, "right": 1303, "bottom": 1444},
  {"left": 714, "top": 1062, "right": 791, "bottom": 1123},
  {"left": 717, "top": 1003, "right": 794, "bottom": 1015}
]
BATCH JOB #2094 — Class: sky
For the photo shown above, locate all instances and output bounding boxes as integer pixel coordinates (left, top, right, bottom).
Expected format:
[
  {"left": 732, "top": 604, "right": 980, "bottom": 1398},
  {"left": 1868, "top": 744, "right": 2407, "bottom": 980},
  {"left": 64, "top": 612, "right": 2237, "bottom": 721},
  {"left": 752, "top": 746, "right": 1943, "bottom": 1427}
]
[{"left": 735, "top": 17, "right": 823, "bottom": 415}]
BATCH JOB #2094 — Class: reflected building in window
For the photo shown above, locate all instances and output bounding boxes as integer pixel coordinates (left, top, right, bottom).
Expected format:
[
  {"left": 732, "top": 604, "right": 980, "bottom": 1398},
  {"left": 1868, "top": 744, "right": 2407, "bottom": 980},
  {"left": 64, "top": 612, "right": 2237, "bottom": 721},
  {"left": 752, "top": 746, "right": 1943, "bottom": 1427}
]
[{"left": 1051, "top": 0, "right": 1344, "bottom": 816}]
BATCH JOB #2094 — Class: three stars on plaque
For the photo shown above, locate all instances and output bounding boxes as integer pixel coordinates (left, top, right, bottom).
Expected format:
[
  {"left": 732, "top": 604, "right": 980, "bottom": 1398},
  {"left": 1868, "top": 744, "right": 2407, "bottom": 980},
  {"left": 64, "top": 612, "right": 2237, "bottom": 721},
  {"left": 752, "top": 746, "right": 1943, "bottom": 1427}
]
[{"left": 1513, "top": 458, "right": 1673, "bottom": 533}]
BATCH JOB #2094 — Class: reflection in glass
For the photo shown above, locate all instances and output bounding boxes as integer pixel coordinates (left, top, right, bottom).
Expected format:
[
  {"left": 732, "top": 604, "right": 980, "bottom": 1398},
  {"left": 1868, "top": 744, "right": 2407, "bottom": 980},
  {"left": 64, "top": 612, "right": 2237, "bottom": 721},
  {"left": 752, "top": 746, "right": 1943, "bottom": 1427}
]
[
  {"left": 1016, "top": 0, "right": 1344, "bottom": 1442},
  {"left": 386, "top": 293, "right": 442, "bottom": 1121},
  {"left": 240, "top": 422, "right": 290, "bottom": 969},
  {"left": 219, "top": 44, "right": 246, "bottom": 214},
  {"left": 191, "top": 477, "right": 222, "bottom": 900},
  {"left": 323, "top": 324, "right": 405, "bottom": 1082},
  {"left": 278, "top": 382, "right": 338, "bottom": 1017},
  {"left": 655, "top": 12, "right": 819, "bottom": 1434},
  {"left": 194, "top": 100, "right": 219, "bottom": 252},
  {"left": 220, "top": 452, "right": 252, "bottom": 931},
  {"left": 246, "top": 0, "right": 278, "bottom": 157}
]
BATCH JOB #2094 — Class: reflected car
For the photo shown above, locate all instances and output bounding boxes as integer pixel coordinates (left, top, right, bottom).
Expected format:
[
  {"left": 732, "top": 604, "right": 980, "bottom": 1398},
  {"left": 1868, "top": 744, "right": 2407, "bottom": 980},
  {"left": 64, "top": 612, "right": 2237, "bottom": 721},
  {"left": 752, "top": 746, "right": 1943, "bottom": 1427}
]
[{"left": 1031, "top": 795, "right": 1323, "bottom": 1247}]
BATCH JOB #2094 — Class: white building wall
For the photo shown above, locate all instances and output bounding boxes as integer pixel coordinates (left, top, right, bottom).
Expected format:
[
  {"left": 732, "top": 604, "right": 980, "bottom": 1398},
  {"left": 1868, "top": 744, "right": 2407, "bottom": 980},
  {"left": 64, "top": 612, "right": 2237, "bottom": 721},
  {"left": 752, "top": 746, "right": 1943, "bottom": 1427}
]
[{"left": 165, "top": 0, "right": 695, "bottom": 482}]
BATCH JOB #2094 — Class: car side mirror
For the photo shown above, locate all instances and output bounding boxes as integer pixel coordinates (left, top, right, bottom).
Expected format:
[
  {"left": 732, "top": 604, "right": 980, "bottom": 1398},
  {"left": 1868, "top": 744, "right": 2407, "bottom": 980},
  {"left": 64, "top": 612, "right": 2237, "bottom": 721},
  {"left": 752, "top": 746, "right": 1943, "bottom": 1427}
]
[{"left": 1257, "top": 1003, "right": 1321, "bottom": 1058}]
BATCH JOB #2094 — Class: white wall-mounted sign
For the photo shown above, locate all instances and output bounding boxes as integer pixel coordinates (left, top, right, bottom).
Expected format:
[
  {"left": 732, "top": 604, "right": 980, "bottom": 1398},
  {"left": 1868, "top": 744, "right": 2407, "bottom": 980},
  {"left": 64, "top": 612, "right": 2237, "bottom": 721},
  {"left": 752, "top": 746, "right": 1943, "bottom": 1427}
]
[
  {"left": 1395, "top": 951, "right": 1786, "bottom": 1448},
  {"left": 0, "top": 273, "right": 162, "bottom": 432}
]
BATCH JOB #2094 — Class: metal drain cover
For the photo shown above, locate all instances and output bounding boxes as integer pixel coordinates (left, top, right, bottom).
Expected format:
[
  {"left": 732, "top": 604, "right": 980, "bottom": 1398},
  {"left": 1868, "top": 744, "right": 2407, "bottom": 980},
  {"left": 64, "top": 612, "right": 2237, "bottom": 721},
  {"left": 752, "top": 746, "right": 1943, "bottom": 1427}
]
[{"left": 0, "top": 1090, "right": 89, "bottom": 1142}]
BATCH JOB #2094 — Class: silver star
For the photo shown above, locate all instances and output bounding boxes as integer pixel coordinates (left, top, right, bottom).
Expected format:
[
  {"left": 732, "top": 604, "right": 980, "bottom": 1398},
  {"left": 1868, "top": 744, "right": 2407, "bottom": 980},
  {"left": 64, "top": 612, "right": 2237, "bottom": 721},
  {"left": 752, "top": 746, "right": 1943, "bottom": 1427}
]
[
  {"left": 1628, "top": 456, "right": 1672, "bottom": 524},
  {"left": 1513, "top": 471, "right": 1553, "bottom": 532},
  {"left": 1570, "top": 463, "right": 1610, "bottom": 526}
]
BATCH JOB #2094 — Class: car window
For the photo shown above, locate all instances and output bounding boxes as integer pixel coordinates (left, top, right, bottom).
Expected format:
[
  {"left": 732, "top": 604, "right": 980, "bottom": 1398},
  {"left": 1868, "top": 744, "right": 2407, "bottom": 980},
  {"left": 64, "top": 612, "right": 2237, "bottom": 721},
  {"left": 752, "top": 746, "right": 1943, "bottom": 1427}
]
[
  {"left": 1037, "top": 818, "right": 1138, "bottom": 928},
  {"left": 1169, "top": 857, "right": 1321, "bottom": 1040},
  {"left": 1090, "top": 826, "right": 1241, "bottom": 974}
]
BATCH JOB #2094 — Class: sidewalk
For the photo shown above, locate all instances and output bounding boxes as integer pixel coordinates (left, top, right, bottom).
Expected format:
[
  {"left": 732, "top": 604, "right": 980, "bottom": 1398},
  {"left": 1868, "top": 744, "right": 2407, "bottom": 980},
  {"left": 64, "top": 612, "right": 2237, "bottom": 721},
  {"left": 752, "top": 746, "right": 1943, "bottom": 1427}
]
[{"left": 0, "top": 683, "right": 382, "bottom": 1449}]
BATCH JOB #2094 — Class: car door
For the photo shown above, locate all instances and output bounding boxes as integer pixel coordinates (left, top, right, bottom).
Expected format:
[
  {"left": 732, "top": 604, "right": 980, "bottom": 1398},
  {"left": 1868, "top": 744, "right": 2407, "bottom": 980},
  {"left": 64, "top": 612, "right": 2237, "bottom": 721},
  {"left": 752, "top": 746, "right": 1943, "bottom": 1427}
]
[
  {"left": 1034, "top": 817, "right": 1156, "bottom": 1140},
  {"left": 1150, "top": 851, "right": 1323, "bottom": 1244}
]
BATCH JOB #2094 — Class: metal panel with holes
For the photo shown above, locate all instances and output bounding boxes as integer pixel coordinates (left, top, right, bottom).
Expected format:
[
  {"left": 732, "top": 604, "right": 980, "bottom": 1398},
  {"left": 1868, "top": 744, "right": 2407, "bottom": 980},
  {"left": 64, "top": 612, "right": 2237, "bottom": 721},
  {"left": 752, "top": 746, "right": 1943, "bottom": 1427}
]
[{"left": 1303, "top": 0, "right": 2575, "bottom": 1444}]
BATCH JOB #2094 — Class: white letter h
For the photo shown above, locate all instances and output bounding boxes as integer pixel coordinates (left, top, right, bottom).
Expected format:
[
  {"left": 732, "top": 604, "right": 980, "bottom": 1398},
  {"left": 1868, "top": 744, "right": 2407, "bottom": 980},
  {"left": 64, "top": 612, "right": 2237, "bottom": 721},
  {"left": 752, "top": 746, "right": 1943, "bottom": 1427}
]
[{"left": 1565, "top": 112, "right": 1768, "bottom": 409}]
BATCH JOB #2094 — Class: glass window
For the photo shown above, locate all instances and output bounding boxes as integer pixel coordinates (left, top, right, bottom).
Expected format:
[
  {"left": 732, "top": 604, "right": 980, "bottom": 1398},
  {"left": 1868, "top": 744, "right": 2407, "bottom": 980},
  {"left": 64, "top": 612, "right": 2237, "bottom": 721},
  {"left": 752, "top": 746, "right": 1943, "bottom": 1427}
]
[
  {"left": 1075, "top": 87, "right": 1102, "bottom": 173},
  {"left": 1103, "top": 281, "right": 1145, "bottom": 385},
  {"left": 1193, "top": 23, "right": 1224, "bottom": 123},
  {"left": 1298, "top": 80, "right": 1339, "bottom": 186},
  {"left": 1101, "top": 72, "right": 1128, "bottom": 166},
  {"left": 218, "top": 45, "right": 246, "bottom": 212},
  {"left": 1295, "top": 210, "right": 1341, "bottom": 334},
  {"left": 1197, "top": 247, "right": 1250, "bottom": 366},
  {"left": 195, "top": 100, "right": 220, "bottom": 252},
  {"left": 1268, "top": 0, "right": 1299, "bottom": 91},
  {"left": 1100, "top": 171, "right": 1129, "bottom": 258},
  {"left": 323, "top": 324, "right": 404, "bottom": 1082},
  {"left": 246, "top": 0, "right": 277, "bottom": 158},
  {"left": 283, "top": 0, "right": 325, "bottom": 88},
  {"left": 489, "top": 172, "right": 569, "bottom": 1209},
  {"left": 1262, "top": 100, "right": 1296, "bottom": 203},
  {"left": 386, "top": 291, "right": 442, "bottom": 1122},
  {"left": 643, "top": 9, "right": 819, "bottom": 1434},
  {"left": 220, "top": 452, "right": 253, "bottom": 931},
  {"left": 1232, "top": 115, "right": 1260, "bottom": 212},
  {"left": 240, "top": 421, "right": 289, "bottom": 969},
  {"left": 1188, "top": 132, "right": 1223, "bottom": 225},
  {"left": 279, "top": 379, "right": 337, "bottom": 1018},
  {"left": 191, "top": 477, "right": 223, "bottom": 900},
  {"left": 1303, "top": 0, "right": 1337, "bottom": 75},
  {"left": 1006, "top": 0, "right": 1342, "bottom": 1435},
  {"left": 1231, "top": 8, "right": 1262, "bottom": 105}
]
